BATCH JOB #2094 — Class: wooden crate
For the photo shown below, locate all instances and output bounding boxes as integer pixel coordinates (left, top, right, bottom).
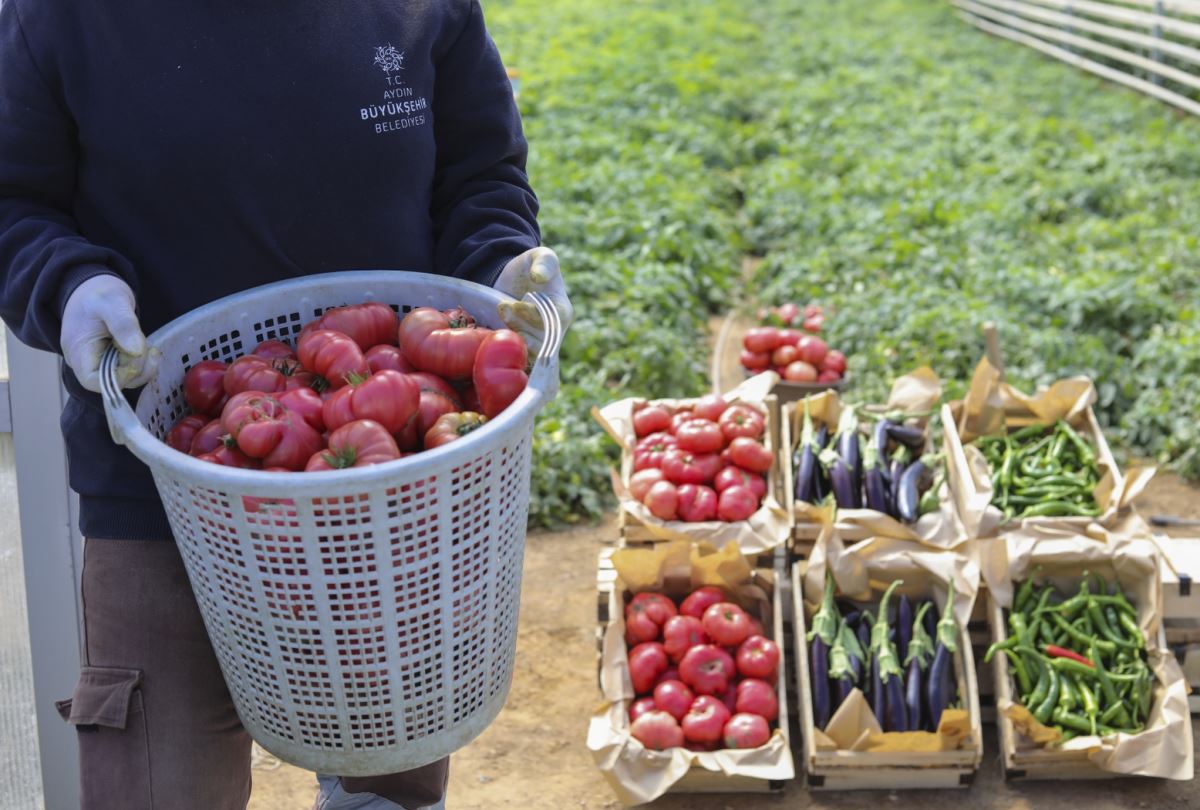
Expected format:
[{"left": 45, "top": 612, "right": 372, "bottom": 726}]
[
  {"left": 1157, "top": 536, "right": 1200, "bottom": 625},
  {"left": 594, "top": 544, "right": 790, "bottom": 794},
  {"left": 790, "top": 563, "right": 983, "bottom": 789},
  {"left": 617, "top": 395, "right": 788, "bottom": 549},
  {"left": 942, "top": 402, "right": 1124, "bottom": 536}
]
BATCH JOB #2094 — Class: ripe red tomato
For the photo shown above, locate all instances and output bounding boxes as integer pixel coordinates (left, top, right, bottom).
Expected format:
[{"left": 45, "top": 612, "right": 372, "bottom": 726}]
[
  {"left": 250, "top": 340, "right": 297, "bottom": 362},
  {"left": 669, "top": 410, "right": 693, "bottom": 434},
  {"left": 629, "top": 468, "right": 665, "bottom": 502},
  {"left": 739, "top": 350, "right": 770, "bottom": 371},
  {"left": 822, "top": 350, "right": 847, "bottom": 374},
  {"left": 306, "top": 419, "right": 401, "bottom": 470},
  {"left": 777, "top": 303, "right": 802, "bottom": 326},
  {"left": 306, "top": 302, "right": 398, "bottom": 351},
  {"left": 643, "top": 480, "right": 679, "bottom": 521},
  {"left": 804, "top": 303, "right": 824, "bottom": 318},
  {"left": 398, "top": 306, "right": 492, "bottom": 380},
  {"left": 634, "top": 432, "right": 678, "bottom": 471},
  {"left": 718, "top": 404, "right": 765, "bottom": 441},
  {"left": 630, "top": 711, "right": 683, "bottom": 751},
  {"left": 189, "top": 419, "right": 228, "bottom": 456},
  {"left": 223, "top": 355, "right": 286, "bottom": 396},
  {"left": 413, "top": 389, "right": 460, "bottom": 441},
  {"left": 802, "top": 315, "right": 823, "bottom": 334},
  {"left": 165, "top": 415, "right": 208, "bottom": 454},
  {"left": 321, "top": 370, "right": 419, "bottom": 435},
  {"left": 692, "top": 394, "right": 727, "bottom": 422},
  {"left": 275, "top": 359, "right": 324, "bottom": 392},
  {"left": 680, "top": 586, "right": 727, "bottom": 620},
  {"left": 656, "top": 668, "right": 681, "bottom": 688},
  {"left": 625, "top": 593, "right": 677, "bottom": 645},
  {"left": 674, "top": 419, "right": 725, "bottom": 454},
  {"left": 723, "top": 713, "right": 770, "bottom": 749},
  {"left": 817, "top": 369, "right": 842, "bottom": 382},
  {"left": 662, "top": 450, "right": 722, "bottom": 485},
  {"left": 771, "top": 344, "right": 799, "bottom": 368},
  {"left": 276, "top": 387, "right": 325, "bottom": 432},
  {"left": 627, "top": 642, "right": 669, "bottom": 695},
  {"left": 473, "top": 329, "right": 529, "bottom": 418},
  {"left": 653, "top": 681, "right": 695, "bottom": 722},
  {"left": 783, "top": 361, "right": 818, "bottom": 382},
  {"left": 629, "top": 697, "right": 658, "bottom": 723},
  {"left": 737, "top": 636, "right": 781, "bottom": 680},
  {"left": 297, "top": 330, "right": 370, "bottom": 390},
  {"left": 742, "top": 328, "right": 781, "bottom": 354},
  {"left": 662, "top": 615, "right": 709, "bottom": 662},
  {"left": 681, "top": 695, "right": 731, "bottom": 744},
  {"left": 676, "top": 484, "right": 718, "bottom": 522},
  {"left": 717, "top": 485, "right": 759, "bottom": 521},
  {"left": 632, "top": 404, "right": 672, "bottom": 438},
  {"left": 183, "top": 360, "right": 230, "bottom": 415},
  {"left": 729, "top": 437, "right": 773, "bottom": 474},
  {"left": 777, "top": 328, "right": 802, "bottom": 347},
  {"left": 713, "top": 467, "right": 768, "bottom": 500},
  {"left": 196, "top": 445, "right": 259, "bottom": 469},
  {"left": 423, "top": 411, "right": 487, "bottom": 449},
  {"left": 222, "top": 392, "right": 323, "bottom": 470},
  {"left": 796, "top": 335, "right": 828, "bottom": 367},
  {"left": 365, "top": 344, "right": 414, "bottom": 374},
  {"left": 678, "top": 644, "right": 736, "bottom": 695},
  {"left": 735, "top": 680, "right": 778, "bottom": 721},
  {"left": 701, "top": 602, "right": 752, "bottom": 647}
]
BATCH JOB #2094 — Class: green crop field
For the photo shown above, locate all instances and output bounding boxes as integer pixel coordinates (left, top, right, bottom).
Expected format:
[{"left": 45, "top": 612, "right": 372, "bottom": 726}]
[{"left": 487, "top": 0, "right": 1200, "bottom": 528}]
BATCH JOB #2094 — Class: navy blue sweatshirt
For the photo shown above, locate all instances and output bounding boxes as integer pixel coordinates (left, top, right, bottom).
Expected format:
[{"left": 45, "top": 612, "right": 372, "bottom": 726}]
[{"left": 0, "top": 0, "right": 539, "bottom": 540}]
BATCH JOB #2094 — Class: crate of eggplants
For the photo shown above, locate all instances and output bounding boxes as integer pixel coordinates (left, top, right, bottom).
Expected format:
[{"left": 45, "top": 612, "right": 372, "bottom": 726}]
[
  {"left": 792, "top": 399, "right": 941, "bottom": 524},
  {"left": 808, "top": 573, "right": 960, "bottom": 734}
]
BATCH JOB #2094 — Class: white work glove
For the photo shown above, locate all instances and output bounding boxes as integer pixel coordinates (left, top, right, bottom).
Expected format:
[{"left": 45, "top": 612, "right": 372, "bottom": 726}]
[
  {"left": 494, "top": 246, "right": 573, "bottom": 353},
  {"left": 60, "top": 274, "right": 159, "bottom": 392}
]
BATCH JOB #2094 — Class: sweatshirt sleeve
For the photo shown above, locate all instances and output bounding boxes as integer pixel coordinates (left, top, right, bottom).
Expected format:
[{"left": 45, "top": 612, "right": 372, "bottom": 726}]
[
  {"left": 0, "top": 0, "right": 138, "bottom": 353},
  {"left": 430, "top": 0, "right": 540, "bottom": 287}
]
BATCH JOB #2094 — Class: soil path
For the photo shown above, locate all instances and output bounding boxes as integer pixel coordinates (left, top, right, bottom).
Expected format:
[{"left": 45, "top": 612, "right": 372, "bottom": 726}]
[{"left": 250, "top": 474, "right": 1200, "bottom": 809}]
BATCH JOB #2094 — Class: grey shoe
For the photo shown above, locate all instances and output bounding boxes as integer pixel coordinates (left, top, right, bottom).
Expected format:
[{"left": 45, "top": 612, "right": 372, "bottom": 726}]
[{"left": 313, "top": 775, "right": 446, "bottom": 810}]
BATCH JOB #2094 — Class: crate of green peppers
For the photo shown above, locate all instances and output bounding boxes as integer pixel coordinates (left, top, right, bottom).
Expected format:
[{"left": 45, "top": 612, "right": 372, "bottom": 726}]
[{"left": 986, "top": 540, "right": 1193, "bottom": 781}]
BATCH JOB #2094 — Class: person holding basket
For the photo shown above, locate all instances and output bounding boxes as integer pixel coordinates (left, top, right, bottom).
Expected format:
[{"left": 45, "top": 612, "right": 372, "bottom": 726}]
[{"left": 0, "top": 1, "right": 571, "bottom": 808}]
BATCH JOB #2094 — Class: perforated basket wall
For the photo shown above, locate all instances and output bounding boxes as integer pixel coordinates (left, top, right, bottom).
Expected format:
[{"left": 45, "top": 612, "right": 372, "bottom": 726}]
[{"left": 117, "top": 273, "right": 549, "bottom": 775}]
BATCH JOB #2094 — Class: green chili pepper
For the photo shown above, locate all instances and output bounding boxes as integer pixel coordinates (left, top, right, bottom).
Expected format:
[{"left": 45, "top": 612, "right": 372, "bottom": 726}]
[
  {"left": 1035, "top": 668, "right": 1060, "bottom": 723},
  {"left": 1018, "top": 646, "right": 1050, "bottom": 708},
  {"left": 1050, "top": 657, "right": 1102, "bottom": 680},
  {"left": 1009, "top": 423, "right": 1049, "bottom": 442},
  {"left": 1100, "top": 699, "right": 1128, "bottom": 726},
  {"left": 1015, "top": 573, "right": 1040, "bottom": 614},
  {"left": 1051, "top": 613, "right": 1116, "bottom": 655},
  {"left": 1016, "top": 501, "right": 1100, "bottom": 518},
  {"left": 1117, "top": 612, "right": 1144, "bottom": 648},
  {"left": 1090, "top": 640, "right": 1131, "bottom": 728},
  {"left": 1088, "top": 600, "right": 1137, "bottom": 650},
  {"left": 1058, "top": 672, "right": 1078, "bottom": 711},
  {"left": 1053, "top": 707, "right": 1097, "bottom": 735},
  {"left": 1057, "top": 420, "right": 1096, "bottom": 466},
  {"left": 1005, "top": 649, "right": 1032, "bottom": 695}
]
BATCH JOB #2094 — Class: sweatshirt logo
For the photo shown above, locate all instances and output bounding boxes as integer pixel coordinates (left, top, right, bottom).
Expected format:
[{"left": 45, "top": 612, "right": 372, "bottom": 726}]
[
  {"left": 361, "top": 44, "right": 429, "bottom": 135},
  {"left": 373, "top": 45, "right": 405, "bottom": 75}
]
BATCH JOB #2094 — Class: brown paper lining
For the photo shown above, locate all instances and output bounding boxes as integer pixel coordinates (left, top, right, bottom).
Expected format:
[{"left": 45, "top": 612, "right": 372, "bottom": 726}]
[
  {"left": 785, "top": 368, "right": 973, "bottom": 550},
  {"left": 593, "top": 372, "right": 791, "bottom": 553},
  {"left": 587, "top": 541, "right": 794, "bottom": 805},
  {"left": 948, "top": 358, "right": 1154, "bottom": 539},
  {"left": 799, "top": 529, "right": 983, "bottom": 756},
  {"left": 992, "top": 536, "right": 1193, "bottom": 780}
]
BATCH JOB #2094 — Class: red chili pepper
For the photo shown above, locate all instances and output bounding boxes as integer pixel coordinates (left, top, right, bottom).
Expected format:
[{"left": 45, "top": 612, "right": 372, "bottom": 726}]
[{"left": 1045, "top": 644, "right": 1094, "bottom": 668}]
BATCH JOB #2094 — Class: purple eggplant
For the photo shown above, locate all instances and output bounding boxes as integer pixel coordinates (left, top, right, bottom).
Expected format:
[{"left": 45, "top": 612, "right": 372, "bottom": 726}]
[
  {"left": 835, "top": 405, "right": 862, "bottom": 496},
  {"left": 826, "top": 456, "right": 860, "bottom": 509},
  {"left": 896, "top": 458, "right": 929, "bottom": 523},
  {"left": 905, "top": 657, "right": 924, "bottom": 732},
  {"left": 925, "top": 581, "right": 959, "bottom": 731},
  {"left": 793, "top": 398, "right": 818, "bottom": 503},
  {"left": 886, "top": 422, "right": 926, "bottom": 451},
  {"left": 808, "top": 574, "right": 840, "bottom": 730},
  {"left": 885, "top": 672, "right": 909, "bottom": 732},
  {"left": 874, "top": 419, "right": 893, "bottom": 459},
  {"left": 869, "top": 656, "right": 885, "bottom": 727},
  {"left": 922, "top": 599, "right": 937, "bottom": 641},
  {"left": 871, "top": 580, "right": 908, "bottom": 732},
  {"left": 815, "top": 423, "right": 830, "bottom": 450},
  {"left": 905, "top": 602, "right": 936, "bottom": 731},
  {"left": 828, "top": 618, "right": 867, "bottom": 715},
  {"left": 897, "top": 594, "right": 913, "bottom": 665}
]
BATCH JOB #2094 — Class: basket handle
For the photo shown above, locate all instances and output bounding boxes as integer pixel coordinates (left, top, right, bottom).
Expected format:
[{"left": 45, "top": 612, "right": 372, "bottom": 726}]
[
  {"left": 524, "top": 291, "right": 564, "bottom": 403},
  {"left": 99, "top": 346, "right": 142, "bottom": 447}
]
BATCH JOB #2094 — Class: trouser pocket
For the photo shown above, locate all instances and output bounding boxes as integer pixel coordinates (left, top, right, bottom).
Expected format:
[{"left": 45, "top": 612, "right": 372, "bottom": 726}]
[{"left": 57, "top": 666, "right": 152, "bottom": 810}]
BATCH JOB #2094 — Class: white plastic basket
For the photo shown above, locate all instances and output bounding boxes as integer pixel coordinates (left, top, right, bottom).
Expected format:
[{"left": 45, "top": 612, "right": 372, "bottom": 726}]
[{"left": 98, "top": 271, "right": 563, "bottom": 776}]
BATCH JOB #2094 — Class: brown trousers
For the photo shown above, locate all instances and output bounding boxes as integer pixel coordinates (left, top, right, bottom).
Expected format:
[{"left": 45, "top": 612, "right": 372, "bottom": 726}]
[{"left": 55, "top": 538, "right": 448, "bottom": 810}]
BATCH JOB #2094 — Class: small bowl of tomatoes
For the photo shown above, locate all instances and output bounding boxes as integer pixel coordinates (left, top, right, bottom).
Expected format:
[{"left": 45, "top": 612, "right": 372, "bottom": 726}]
[{"left": 739, "top": 303, "right": 849, "bottom": 401}]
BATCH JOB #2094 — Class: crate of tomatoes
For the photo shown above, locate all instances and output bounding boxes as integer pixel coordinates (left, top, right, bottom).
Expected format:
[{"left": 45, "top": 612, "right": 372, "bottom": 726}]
[
  {"left": 593, "top": 374, "right": 791, "bottom": 554},
  {"left": 96, "top": 271, "right": 563, "bottom": 776},
  {"left": 589, "top": 540, "right": 794, "bottom": 803},
  {"left": 738, "top": 302, "right": 849, "bottom": 401}
]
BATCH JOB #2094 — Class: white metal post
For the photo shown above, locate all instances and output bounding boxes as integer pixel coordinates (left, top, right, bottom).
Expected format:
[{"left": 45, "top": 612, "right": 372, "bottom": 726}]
[{"left": 6, "top": 329, "right": 84, "bottom": 810}]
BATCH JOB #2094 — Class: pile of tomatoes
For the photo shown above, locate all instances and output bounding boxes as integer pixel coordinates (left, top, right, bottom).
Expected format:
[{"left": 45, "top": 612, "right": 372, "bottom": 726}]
[
  {"left": 624, "top": 586, "right": 781, "bottom": 752},
  {"left": 628, "top": 394, "right": 773, "bottom": 523},
  {"left": 739, "top": 302, "right": 847, "bottom": 384},
  {"left": 163, "top": 302, "right": 529, "bottom": 472}
]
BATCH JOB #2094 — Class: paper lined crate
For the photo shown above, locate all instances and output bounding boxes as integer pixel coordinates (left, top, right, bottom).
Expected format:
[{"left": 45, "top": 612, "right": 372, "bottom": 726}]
[
  {"left": 986, "top": 539, "right": 1193, "bottom": 782},
  {"left": 590, "top": 542, "right": 793, "bottom": 800},
  {"left": 790, "top": 563, "right": 984, "bottom": 790},
  {"left": 594, "top": 376, "right": 791, "bottom": 554}
]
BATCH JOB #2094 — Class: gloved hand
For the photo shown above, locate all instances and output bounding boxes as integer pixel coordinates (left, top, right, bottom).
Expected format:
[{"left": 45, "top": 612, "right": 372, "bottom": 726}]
[
  {"left": 494, "top": 246, "right": 573, "bottom": 353},
  {"left": 60, "top": 274, "right": 159, "bottom": 392}
]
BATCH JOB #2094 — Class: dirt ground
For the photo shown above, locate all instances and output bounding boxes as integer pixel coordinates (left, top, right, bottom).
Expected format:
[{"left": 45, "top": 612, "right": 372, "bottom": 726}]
[{"left": 248, "top": 471, "right": 1200, "bottom": 810}]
